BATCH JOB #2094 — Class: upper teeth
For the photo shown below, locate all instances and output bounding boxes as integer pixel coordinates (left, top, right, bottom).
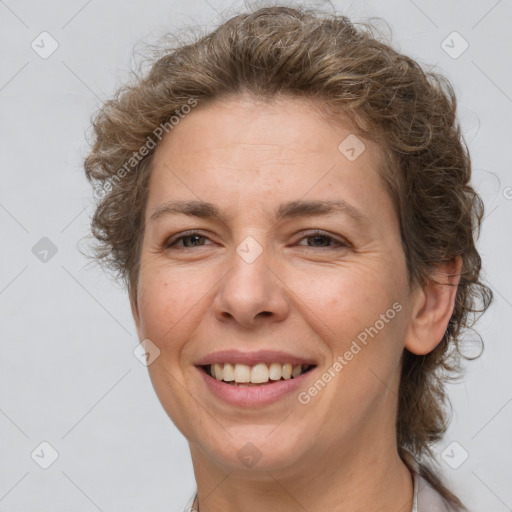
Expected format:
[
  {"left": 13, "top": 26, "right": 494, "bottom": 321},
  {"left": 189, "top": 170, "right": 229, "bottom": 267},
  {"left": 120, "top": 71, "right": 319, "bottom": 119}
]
[{"left": 209, "top": 363, "right": 310, "bottom": 384}]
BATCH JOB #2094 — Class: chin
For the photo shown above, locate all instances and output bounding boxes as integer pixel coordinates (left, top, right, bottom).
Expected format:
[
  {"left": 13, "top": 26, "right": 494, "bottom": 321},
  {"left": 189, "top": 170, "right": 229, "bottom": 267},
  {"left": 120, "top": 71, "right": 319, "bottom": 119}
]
[{"left": 200, "top": 425, "right": 312, "bottom": 474}]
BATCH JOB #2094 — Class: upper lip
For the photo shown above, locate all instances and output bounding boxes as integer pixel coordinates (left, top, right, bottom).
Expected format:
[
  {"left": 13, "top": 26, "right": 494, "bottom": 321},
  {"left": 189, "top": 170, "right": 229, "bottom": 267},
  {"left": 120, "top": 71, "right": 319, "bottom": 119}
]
[{"left": 195, "top": 350, "right": 317, "bottom": 367}]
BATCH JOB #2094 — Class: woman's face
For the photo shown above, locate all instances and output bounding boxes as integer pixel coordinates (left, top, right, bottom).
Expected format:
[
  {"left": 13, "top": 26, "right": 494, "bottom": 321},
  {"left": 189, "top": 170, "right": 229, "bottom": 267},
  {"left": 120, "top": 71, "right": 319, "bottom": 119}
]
[{"left": 132, "top": 95, "right": 415, "bottom": 474}]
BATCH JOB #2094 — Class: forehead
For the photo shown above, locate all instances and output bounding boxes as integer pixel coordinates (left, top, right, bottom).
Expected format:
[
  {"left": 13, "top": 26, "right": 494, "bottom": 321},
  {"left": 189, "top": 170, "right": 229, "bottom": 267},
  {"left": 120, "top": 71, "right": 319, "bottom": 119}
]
[
  {"left": 148, "top": 95, "right": 392, "bottom": 225},
  {"left": 155, "top": 94, "right": 376, "bottom": 161}
]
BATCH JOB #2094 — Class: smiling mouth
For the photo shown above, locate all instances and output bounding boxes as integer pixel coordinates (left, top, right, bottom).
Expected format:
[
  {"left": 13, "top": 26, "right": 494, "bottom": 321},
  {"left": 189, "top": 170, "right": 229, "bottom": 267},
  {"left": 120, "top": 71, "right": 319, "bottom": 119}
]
[{"left": 201, "top": 363, "right": 316, "bottom": 385}]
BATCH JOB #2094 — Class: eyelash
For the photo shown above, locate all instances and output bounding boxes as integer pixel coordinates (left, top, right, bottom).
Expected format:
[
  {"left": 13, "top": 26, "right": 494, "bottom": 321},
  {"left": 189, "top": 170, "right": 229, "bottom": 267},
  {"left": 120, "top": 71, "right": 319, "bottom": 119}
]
[{"left": 164, "top": 229, "right": 349, "bottom": 250}]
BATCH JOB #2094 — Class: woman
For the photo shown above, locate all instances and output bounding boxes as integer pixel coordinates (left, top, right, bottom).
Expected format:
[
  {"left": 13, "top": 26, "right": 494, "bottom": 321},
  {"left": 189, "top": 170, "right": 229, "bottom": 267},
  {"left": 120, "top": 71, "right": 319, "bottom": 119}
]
[{"left": 84, "top": 6, "right": 492, "bottom": 511}]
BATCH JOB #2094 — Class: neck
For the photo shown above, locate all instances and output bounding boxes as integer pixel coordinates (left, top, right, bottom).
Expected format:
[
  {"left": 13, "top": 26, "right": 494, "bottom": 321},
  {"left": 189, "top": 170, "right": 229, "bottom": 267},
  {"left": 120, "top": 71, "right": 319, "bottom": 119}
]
[{"left": 189, "top": 436, "right": 413, "bottom": 512}]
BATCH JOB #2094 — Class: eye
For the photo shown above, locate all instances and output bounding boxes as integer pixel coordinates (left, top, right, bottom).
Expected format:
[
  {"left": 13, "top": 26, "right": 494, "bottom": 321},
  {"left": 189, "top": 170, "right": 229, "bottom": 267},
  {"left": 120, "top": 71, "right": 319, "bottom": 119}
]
[
  {"left": 165, "top": 230, "right": 213, "bottom": 249},
  {"left": 296, "top": 230, "right": 348, "bottom": 249},
  {"left": 164, "top": 229, "right": 349, "bottom": 251}
]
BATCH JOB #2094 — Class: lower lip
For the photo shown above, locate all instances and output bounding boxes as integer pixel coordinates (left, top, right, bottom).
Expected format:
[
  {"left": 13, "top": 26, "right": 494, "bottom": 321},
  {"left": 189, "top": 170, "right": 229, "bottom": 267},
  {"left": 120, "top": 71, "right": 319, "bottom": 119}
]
[{"left": 197, "top": 367, "right": 314, "bottom": 407}]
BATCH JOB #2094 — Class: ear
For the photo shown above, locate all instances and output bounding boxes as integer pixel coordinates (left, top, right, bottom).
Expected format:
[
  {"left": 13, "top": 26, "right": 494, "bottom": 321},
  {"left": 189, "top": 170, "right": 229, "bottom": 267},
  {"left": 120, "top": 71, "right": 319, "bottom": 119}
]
[{"left": 404, "top": 256, "right": 462, "bottom": 356}]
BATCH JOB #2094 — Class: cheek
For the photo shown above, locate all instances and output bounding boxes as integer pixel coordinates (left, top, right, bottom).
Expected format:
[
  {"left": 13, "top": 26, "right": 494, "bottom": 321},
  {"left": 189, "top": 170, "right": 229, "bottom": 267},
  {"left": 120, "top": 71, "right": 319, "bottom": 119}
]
[
  {"left": 289, "top": 263, "right": 405, "bottom": 346},
  {"left": 136, "top": 265, "right": 210, "bottom": 349}
]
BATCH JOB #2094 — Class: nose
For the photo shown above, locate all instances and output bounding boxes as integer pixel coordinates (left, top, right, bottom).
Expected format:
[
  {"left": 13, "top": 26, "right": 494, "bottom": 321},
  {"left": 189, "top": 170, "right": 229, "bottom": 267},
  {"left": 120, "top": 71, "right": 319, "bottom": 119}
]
[{"left": 212, "top": 244, "right": 290, "bottom": 329}]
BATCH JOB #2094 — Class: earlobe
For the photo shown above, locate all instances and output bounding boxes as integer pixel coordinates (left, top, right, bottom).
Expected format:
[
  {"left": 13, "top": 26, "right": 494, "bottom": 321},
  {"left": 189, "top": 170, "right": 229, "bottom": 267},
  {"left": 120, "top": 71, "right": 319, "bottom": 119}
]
[{"left": 404, "top": 256, "right": 462, "bottom": 356}]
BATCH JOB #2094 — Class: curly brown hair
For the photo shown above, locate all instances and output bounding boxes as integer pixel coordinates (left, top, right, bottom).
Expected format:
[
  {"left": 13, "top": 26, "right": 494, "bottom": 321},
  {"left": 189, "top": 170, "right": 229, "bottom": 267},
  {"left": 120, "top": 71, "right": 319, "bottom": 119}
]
[{"left": 83, "top": 5, "right": 492, "bottom": 508}]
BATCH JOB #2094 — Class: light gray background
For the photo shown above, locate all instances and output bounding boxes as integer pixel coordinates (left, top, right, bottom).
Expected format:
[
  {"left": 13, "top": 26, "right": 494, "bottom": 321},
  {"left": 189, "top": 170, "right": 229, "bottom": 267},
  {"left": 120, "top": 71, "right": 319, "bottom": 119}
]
[{"left": 1, "top": 0, "right": 511, "bottom": 510}]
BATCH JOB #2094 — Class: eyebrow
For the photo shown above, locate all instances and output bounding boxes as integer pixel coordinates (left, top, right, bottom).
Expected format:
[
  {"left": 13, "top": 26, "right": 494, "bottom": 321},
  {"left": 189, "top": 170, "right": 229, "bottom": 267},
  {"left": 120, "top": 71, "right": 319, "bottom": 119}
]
[{"left": 149, "top": 198, "right": 365, "bottom": 224}]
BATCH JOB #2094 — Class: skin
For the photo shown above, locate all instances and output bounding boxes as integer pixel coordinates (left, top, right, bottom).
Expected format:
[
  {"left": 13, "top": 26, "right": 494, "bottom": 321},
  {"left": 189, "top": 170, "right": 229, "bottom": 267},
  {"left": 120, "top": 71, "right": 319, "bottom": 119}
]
[{"left": 131, "top": 94, "right": 461, "bottom": 512}]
